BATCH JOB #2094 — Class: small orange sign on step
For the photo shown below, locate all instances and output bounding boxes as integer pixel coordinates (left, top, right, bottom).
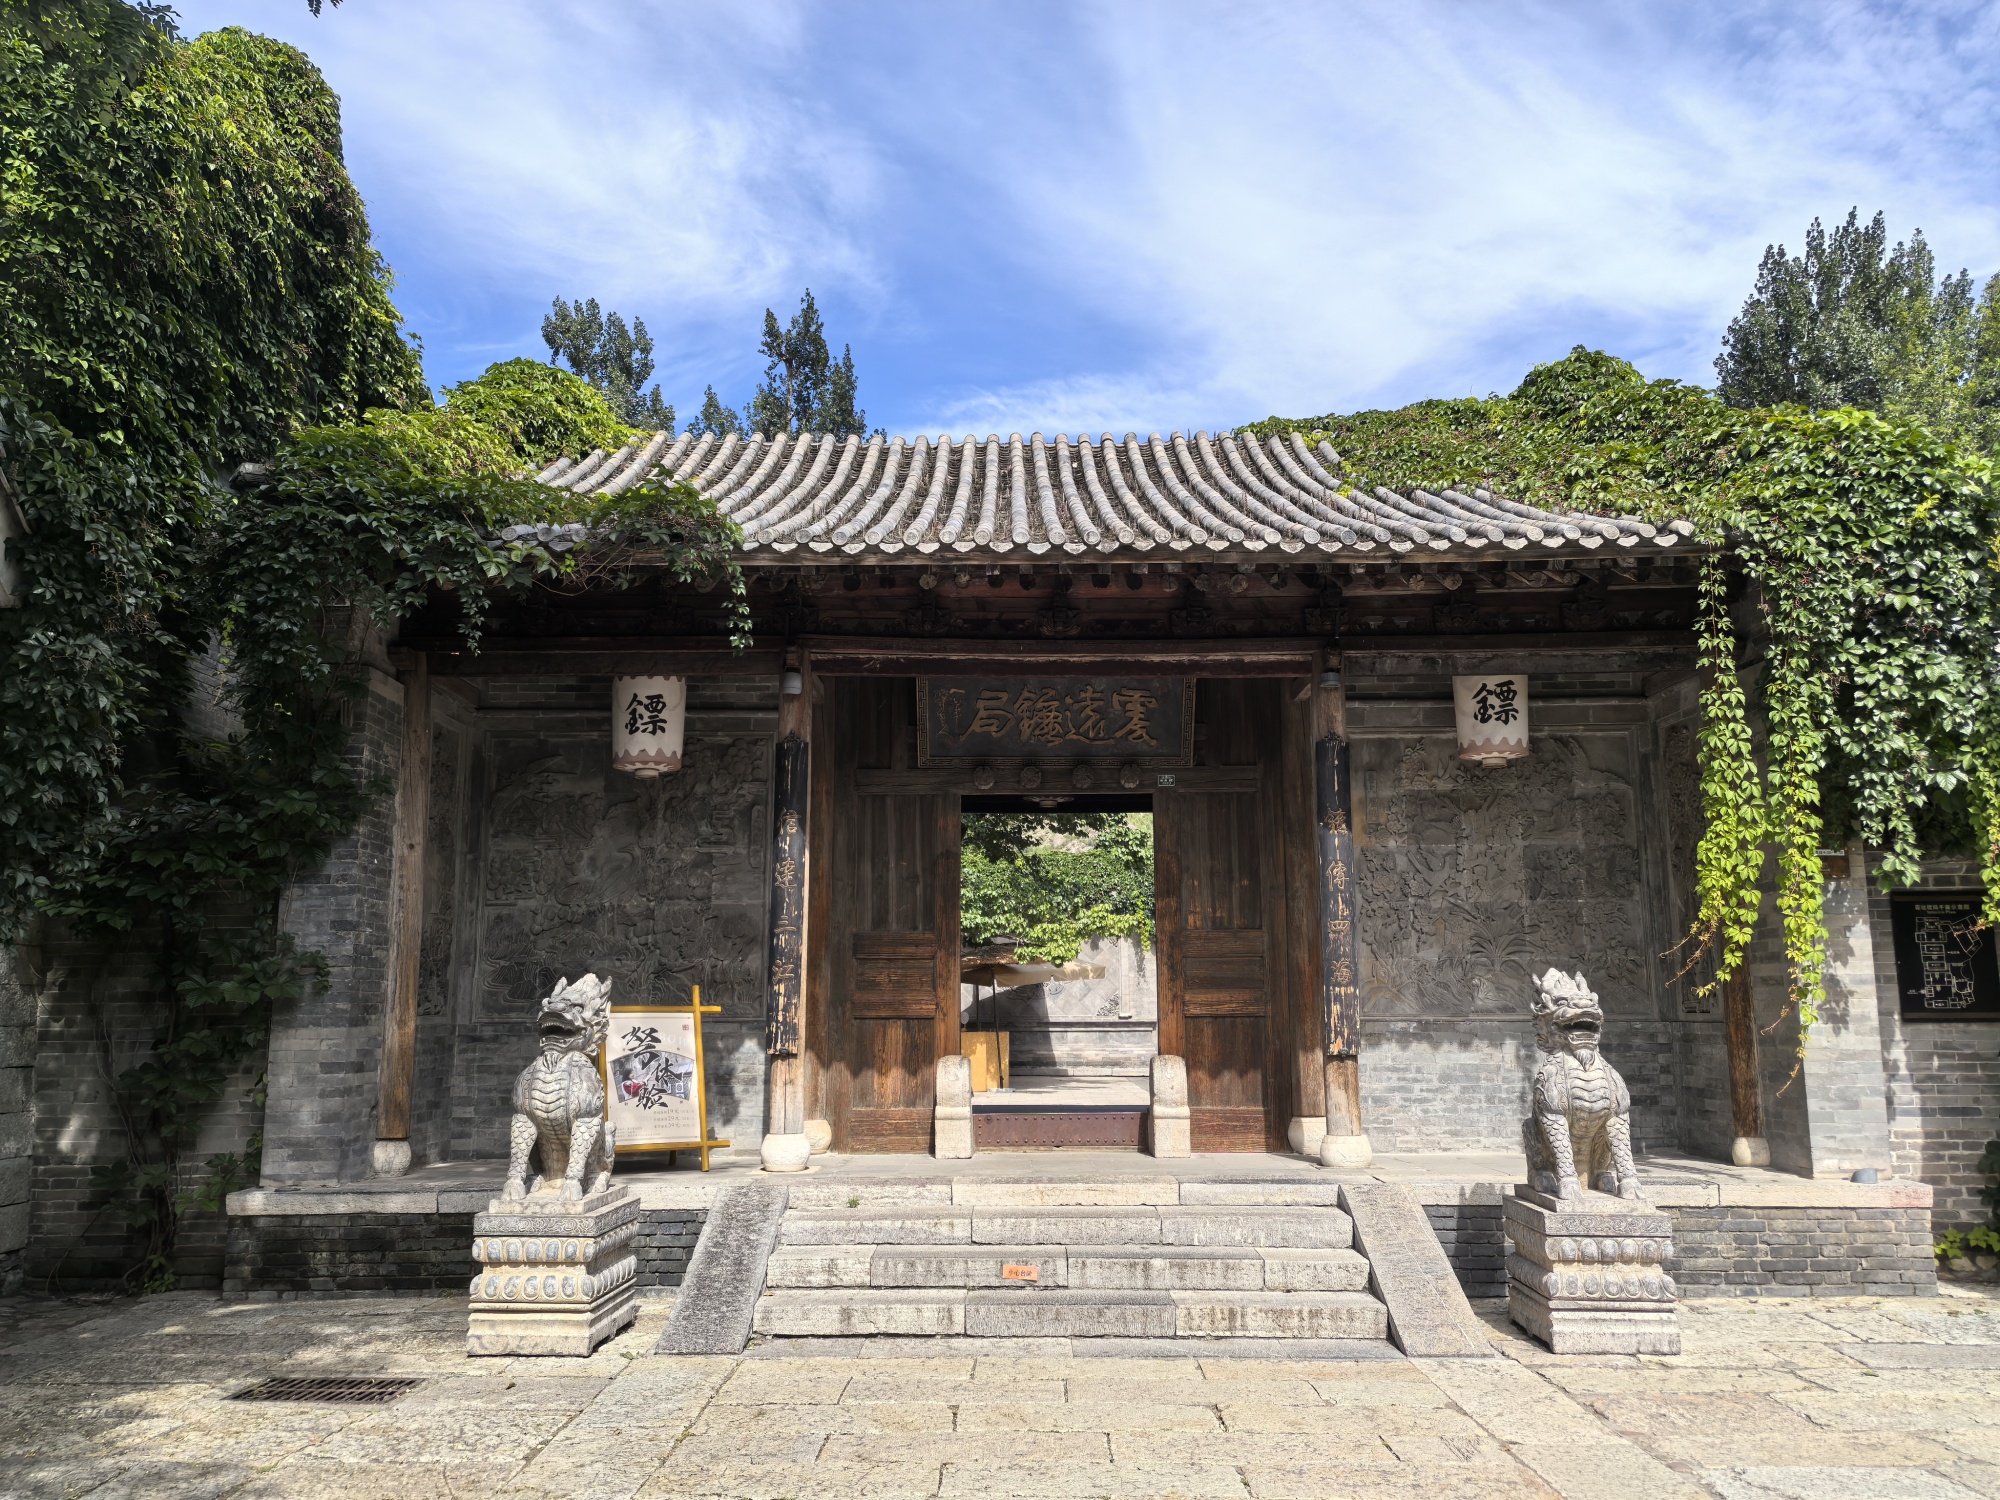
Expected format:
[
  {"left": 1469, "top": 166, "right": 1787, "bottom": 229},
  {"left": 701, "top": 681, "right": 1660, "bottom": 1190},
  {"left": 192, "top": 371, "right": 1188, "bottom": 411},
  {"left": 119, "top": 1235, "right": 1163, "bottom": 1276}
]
[{"left": 1000, "top": 1263, "right": 1040, "bottom": 1282}]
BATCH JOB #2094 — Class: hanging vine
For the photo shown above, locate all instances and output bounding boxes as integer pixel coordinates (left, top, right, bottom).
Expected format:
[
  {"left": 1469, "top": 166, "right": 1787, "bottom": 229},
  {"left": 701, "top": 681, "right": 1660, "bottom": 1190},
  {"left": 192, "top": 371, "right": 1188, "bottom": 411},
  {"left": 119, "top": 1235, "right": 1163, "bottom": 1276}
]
[
  {"left": 1249, "top": 350, "right": 2000, "bottom": 1057},
  {"left": 0, "top": 14, "right": 741, "bottom": 1287}
]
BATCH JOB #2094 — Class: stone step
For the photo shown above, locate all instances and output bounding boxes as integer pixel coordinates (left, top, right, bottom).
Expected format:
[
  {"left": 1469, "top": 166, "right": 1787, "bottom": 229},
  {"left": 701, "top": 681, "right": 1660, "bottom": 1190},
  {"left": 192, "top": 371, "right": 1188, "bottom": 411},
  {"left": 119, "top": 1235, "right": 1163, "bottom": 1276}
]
[
  {"left": 751, "top": 1289, "right": 963, "bottom": 1337},
  {"left": 1171, "top": 1291, "right": 1388, "bottom": 1340},
  {"left": 1069, "top": 1246, "right": 1371, "bottom": 1293},
  {"left": 756, "top": 1287, "right": 1391, "bottom": 1340},
  {"left": 764, "top": 1245, "right": 874, "bottom": 1288},
  {"left": 871, "top": 1245, "right": 1070, "bottom": 1288},
  {"left": 766, "top": 1242, "right": 1374, "bottom": 1293},
  {"left": 779, "top": 1209, "right": 970, "bottom": 1246},
  {"left": 776, "top": 1203, "right": 1353, "bottom": 1249},
  {"left": 1155, "top": 1206, "right": 1352, "bottom": 1249},
  {"left": 964, "top": 1289, "right": 1177, "bottom": 1338}
]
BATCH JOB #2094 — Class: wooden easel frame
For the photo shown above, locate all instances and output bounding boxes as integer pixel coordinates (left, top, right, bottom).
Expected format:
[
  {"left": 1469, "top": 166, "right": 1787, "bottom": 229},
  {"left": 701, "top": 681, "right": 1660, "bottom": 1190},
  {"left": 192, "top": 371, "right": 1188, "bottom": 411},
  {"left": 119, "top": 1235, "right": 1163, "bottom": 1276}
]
[{"left": 601, "top": 985, "right": 732, "bottom": 1170}]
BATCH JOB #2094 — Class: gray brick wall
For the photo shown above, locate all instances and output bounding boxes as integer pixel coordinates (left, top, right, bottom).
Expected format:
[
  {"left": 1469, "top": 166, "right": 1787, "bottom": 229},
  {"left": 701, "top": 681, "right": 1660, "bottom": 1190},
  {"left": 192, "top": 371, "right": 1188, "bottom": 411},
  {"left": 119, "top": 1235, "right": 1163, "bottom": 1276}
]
[
  {"left": 263, "top": 666, "right": 405, "bottom": 1185},
  {"left": 1345, "top": 665, "right": 1690, "bottom": 1153},
  {"left": 20, "top": 919, "right": 262, "bottom": 1290},
  {"left": 1425, "top": 1202, "right": 1506, "bottom": 1297},
  {"left": 0, "top": 941, "right": 31, "bottom": 1293},
  {"left": 1427, "top": 1200, "right": 1935, "bottom": 1299},
  {"left": 1670, "top": 1206, "right": 1935, "bottom": 1296},
  {"left": 223, "top": 1207, "right": 708, "bottom": 1297},
  {"left": 1871, "top": 857, "right": 2000, "bottom": 1228},
  {"left": 446, "top": 698, "right": 776, "bottom": 1163}
]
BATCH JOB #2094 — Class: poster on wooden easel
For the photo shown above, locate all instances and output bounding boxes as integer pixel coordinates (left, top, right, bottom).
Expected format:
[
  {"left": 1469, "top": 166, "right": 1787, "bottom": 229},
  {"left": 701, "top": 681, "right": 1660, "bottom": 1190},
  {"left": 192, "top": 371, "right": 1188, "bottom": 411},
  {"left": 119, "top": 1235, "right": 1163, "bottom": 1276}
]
[{"left": 600, "top": 987, "right": 732, "bottom": 1169}]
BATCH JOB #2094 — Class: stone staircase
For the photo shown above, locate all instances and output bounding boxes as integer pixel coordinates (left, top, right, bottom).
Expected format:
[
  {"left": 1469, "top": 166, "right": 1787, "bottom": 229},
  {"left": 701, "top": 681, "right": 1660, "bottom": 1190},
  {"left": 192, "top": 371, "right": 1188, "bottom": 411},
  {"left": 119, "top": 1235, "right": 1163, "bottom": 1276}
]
[{"left": 751, "top": 1178, "right": 1391, "bottom": 1344}]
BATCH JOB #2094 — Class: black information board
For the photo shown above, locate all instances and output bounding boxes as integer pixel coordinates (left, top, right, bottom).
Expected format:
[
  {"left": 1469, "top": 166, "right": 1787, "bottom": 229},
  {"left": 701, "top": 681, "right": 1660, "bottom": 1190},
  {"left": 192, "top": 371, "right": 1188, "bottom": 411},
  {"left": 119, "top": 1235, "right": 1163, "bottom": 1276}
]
[{"left": 1888, "top": 893, "right": 2000, "bottom": 1021}]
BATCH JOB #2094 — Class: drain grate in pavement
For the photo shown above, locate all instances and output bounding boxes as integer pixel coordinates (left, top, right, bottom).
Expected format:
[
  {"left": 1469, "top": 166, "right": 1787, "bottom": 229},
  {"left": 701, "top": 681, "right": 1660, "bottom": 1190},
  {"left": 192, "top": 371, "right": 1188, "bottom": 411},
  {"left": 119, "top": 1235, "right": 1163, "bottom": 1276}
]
[{"left": 231, "top": 1375, "right": 422, "bottom": 1405}]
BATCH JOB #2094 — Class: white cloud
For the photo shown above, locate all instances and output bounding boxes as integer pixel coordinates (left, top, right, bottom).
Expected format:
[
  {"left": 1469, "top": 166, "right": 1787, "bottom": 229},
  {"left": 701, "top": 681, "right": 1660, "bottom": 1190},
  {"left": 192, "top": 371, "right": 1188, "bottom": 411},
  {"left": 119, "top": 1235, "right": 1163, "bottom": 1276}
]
[{"left": 173, "top": 0, "right": 2000, "bottom": 432}]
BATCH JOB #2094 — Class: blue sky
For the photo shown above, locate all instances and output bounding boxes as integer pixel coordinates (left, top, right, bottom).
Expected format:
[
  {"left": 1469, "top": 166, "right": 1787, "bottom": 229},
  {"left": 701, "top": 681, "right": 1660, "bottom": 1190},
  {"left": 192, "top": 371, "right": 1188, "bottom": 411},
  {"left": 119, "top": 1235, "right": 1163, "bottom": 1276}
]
[{"left": 171, "top": 0, "right": 2000, "bottom": 435}]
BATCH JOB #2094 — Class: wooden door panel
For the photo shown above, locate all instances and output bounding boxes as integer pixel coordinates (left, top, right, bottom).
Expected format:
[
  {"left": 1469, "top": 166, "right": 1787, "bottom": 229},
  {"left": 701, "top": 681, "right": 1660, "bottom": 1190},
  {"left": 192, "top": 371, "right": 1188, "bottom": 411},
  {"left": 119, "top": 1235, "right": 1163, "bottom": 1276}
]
[
  {"left": 1157, "top": 680, "right": 1291, "bottom": 1152},
  {"left": 816, "top": 677, "right": 961, "bottom": 1154}
]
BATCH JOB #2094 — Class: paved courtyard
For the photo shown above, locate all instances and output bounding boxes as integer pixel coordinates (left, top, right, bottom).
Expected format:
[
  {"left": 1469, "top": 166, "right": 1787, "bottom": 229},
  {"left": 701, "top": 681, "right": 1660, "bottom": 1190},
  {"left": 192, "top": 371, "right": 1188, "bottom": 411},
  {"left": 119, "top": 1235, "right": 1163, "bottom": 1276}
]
[{"left": 4, "top": 1286, "right": 2000, "bottom": 1499}]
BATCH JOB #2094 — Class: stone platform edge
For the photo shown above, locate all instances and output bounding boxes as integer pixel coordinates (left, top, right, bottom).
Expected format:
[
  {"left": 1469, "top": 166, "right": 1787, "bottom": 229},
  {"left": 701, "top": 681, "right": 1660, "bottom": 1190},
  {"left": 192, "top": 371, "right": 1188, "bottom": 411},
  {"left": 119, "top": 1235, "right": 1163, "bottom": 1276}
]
[{"left": 226, "top": 1172, "right": 1934, "bottom": 1218}]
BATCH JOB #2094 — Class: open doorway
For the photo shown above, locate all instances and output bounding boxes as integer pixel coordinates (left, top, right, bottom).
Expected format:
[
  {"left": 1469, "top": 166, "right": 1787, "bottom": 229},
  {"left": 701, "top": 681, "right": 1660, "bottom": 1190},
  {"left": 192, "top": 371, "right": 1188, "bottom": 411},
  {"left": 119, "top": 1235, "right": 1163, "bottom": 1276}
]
[{"left": 958, "top": 795, "right": 1156, "bottom": 1148}]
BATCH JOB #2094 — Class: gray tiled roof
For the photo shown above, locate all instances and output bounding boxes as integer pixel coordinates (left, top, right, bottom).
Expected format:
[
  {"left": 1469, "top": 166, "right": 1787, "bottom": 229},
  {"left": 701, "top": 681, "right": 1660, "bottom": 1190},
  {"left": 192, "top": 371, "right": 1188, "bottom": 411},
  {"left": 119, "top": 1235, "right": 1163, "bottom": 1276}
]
[{"left": 532, "top": 429, "right": 1698, "bottom": 563}]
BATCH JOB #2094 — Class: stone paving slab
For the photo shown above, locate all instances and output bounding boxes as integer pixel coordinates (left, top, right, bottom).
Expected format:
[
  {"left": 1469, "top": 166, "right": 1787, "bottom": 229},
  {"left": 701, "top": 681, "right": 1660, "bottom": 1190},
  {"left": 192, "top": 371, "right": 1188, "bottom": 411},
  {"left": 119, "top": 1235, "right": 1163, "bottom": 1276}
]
[{"left": 8, "top": 1285, "right": 2000, "bottom": 1498}]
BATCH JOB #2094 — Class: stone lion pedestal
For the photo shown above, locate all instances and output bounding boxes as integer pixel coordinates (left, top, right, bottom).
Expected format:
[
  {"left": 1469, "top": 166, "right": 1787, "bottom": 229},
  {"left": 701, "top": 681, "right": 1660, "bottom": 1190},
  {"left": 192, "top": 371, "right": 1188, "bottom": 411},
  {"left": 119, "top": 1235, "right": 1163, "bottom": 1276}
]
[
  {"left": 468, "top": 1187, "right": 640, "bottom": 1356},
  {"left": 1505, "top": 1186, "right": 1679, "bottom": 1355}
]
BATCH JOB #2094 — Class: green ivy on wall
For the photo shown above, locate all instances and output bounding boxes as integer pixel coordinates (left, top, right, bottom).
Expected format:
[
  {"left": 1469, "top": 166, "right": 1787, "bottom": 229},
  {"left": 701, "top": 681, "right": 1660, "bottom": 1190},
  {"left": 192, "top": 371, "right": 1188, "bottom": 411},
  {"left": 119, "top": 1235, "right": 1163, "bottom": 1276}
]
[
  {"left": 1250, "top": 348, "right": 2000, "bottom": 1055},
  {"left": 960, "top": 814, "right": 1155, "bottom": 966},
  {"left": 0, "top": 13, "right": 741, "bottom": 1288}
]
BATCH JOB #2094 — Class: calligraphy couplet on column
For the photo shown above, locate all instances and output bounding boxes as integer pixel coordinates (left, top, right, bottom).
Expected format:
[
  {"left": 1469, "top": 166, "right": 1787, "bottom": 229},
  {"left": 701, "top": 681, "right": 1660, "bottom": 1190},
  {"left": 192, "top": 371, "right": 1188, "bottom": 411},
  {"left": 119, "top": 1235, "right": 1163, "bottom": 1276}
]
[
  {"left": 1314, "top": 735, "right": 1360, "bottom": 1058},
  {"left": 764, "top": 733, "right": 810, "bottom": 1057}
]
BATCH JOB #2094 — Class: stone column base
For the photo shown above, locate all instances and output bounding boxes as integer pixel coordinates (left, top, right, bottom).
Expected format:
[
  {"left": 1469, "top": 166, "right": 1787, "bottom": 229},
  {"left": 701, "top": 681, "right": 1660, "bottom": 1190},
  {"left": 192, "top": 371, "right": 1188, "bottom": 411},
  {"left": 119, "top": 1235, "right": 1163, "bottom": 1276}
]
[
  {"left": 468, "top": 1188, "right": 640, "bottom": 1357},
  {"left": 760, "top": 1133, "right": 813, "bottom": 1172},
  {"left": 1731, "top": 1135, "right": 1771, "bottom": 1168},
  {"left": 804, "top": 1119, "right": 833, "bottom": 1155},
  {"left": 370, "top": 1139, "right": 411, "bottom": 1178},
  {"left": 1504, "top": 1187, "right": 1679, "bottom": 1355},
  {"left": 934, "top": 1055, "right": 974, "bottom": 1159},
  {"left": 1287, "top": 1117, "right": 1326, "bottom": 1159},
  {"left": 1149, "top": 1055, "right": 1190, "bottom": 1158},
  {"left": 1319, "top": 1132, "right": 1373, "bottom": 1169}
]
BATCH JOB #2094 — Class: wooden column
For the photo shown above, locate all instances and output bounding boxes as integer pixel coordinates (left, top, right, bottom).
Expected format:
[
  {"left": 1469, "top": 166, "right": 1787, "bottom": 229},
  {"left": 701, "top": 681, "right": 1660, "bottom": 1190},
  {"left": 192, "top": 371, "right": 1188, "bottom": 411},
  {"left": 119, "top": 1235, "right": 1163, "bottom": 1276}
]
[
  {"left": 761, "top": 652, "right": 814, "bottom": 1171},
  {"left": 1313, "top": 667, "right": 1371, "bottom": 1168},
  {"left": 374, "top": 655, "right": 430, "bottom": 1176},
  {"left": 1724, "top": 968, "right": 1770, "bottom": 1166}
]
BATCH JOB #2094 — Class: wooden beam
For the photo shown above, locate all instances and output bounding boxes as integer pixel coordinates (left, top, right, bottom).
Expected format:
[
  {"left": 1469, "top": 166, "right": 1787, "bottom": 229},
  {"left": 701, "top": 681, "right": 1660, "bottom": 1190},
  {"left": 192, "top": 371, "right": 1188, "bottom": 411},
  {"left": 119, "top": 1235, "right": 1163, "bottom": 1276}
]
[
  {"left": 1724, "top": 968, "right": 1767, "bottom": 1161},
  {"left": 407, "top": 641, "right": 784, "bottom": 678},
  {"left": 801, "top": 636, "right": 1324, "bottom": 677},
  {"left": 1279, "top": 670, "right": 1326, "bottom": 1140},
  {"left": 375, "top": 657, "right": 430, "bottom": 1157}
]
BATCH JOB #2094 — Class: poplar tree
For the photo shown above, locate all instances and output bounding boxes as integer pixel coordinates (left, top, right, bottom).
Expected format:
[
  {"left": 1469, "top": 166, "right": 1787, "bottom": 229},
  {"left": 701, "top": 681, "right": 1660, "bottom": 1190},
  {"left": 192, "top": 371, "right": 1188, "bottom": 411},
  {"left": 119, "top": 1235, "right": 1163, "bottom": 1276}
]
[
  {"left": 541, "top": 296, "right": 674, "bottom": 432},
  {"left": 1716, "top": 208, "right": 2000, "bottom": 450},
  {"left": 746, "top": 289, "right": 868, "bottom": 438}
]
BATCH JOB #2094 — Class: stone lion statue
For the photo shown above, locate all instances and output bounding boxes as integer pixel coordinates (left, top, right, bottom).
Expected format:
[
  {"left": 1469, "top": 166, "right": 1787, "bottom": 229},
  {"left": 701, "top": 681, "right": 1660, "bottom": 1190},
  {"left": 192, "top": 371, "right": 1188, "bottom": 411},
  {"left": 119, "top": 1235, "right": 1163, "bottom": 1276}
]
[
  {"left": 1522, "top": 968, "right": 1642, "bottom": 1201},
  {"left": 503, "top": 974, "right": 617, "bottom": 1204}
]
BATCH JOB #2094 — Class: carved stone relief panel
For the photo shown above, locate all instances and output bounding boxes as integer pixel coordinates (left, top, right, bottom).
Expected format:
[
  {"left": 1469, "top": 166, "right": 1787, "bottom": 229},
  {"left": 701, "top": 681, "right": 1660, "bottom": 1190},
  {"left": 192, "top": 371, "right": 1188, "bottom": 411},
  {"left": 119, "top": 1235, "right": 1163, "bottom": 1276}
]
[
  {"left": 1660, "top": 721, "right": 1717, "bottom": 1015},
  {"left": 1354, "top": 732, "right": 1649, "bottom": 1021},
  {"left": 473, "top": 730, "right": 771, "bottom": 1024}
]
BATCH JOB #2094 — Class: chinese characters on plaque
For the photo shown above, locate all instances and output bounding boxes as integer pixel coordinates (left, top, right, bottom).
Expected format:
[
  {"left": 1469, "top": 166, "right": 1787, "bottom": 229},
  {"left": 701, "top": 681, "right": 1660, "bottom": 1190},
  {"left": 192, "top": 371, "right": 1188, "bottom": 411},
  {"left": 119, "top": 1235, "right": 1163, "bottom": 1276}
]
[
  {"left": 917, "top": 678, "right": 1195, "bottom": 767},
  {"left": 1889, "top": 895, "right": 2000, "bottom": 1021}
]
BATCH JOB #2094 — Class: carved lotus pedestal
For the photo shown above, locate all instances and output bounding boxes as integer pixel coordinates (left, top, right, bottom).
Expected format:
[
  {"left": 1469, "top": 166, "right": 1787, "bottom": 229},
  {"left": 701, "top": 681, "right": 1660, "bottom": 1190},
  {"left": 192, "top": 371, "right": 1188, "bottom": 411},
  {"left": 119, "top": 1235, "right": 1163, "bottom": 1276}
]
[
  {"left": 468, "top": 1188, "right": 640, "bottom": 1356},
  {"left": 1505, "top": 1187, "right": 1680, "bottom": 1355}
]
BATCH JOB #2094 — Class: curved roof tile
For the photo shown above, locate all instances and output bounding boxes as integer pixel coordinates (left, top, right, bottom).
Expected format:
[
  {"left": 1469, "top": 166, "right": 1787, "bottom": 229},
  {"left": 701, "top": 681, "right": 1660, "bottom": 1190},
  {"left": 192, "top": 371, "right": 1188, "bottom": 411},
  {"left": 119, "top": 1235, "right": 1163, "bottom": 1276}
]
[{"left": 537, "top": 428, "right": 1700, "bottom": 562}]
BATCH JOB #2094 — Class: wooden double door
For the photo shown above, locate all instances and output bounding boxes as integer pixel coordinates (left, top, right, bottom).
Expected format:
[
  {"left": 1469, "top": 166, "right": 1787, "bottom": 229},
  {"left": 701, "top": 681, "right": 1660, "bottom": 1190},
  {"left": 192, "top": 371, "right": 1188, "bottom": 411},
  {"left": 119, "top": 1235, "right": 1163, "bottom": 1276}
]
[{"left": 807, "top": 676, "right": 1313, "bottom": 1154}]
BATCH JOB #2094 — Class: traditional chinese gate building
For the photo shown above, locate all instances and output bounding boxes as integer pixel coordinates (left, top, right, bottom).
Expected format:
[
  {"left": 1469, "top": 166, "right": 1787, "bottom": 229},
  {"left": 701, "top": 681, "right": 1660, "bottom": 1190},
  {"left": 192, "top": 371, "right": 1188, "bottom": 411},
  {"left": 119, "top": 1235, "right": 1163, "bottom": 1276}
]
[
  {"left": 322, "top": 424, "right": 1766, "bottom": 1172},
  {"left": 13, "top": 421, "right": 1975, "bottom": 1298}
]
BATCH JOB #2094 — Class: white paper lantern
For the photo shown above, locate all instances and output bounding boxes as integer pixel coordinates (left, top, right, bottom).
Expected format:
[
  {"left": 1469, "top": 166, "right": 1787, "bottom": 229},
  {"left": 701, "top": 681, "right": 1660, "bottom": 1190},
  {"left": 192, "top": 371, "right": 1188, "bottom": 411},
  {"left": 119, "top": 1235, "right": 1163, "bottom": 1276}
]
[
  {"left": 612, "top": 676, "right": 686, "bottom": 777},
  {"left": 1453, "top": 674, "right": 1529, "bottom": 768}
]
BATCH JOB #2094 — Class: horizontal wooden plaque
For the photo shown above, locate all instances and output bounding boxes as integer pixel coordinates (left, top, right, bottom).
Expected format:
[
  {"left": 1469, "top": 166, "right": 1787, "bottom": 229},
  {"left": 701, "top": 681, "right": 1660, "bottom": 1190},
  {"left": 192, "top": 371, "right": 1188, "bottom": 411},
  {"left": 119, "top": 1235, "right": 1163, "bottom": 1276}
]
[{"left": 917, "top": 677, "right": 1195, "bottom": 768}]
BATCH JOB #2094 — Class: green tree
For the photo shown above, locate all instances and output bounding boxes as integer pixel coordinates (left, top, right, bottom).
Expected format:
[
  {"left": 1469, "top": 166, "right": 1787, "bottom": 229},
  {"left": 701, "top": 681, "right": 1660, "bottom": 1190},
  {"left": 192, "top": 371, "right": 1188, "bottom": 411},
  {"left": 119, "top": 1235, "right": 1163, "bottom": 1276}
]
[
  {"left": 541, "top": 296, "right": 674, "bottom": 432},
  {"left": 1716, "top": 208, "right": 2000, "bottom": 449},
  {"left": 960, "top": 814, "right": 1154, "bottom": 963},
  {"left": 688, "top": 384, "right": 745, "bottom": 439},
  {"left": 747, "top": 288, "right": 867, "bottom": 438},
  {"left": 0, "top": 7, "right": 741, "bottom": 1286}
]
